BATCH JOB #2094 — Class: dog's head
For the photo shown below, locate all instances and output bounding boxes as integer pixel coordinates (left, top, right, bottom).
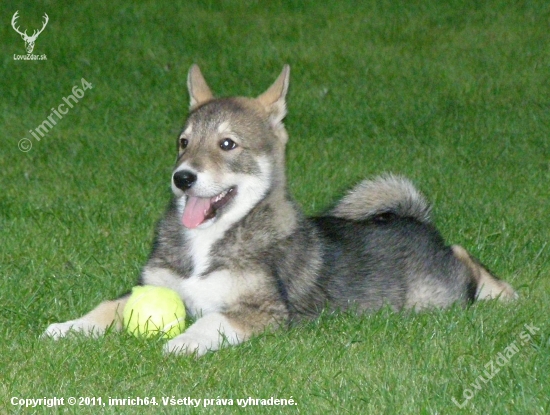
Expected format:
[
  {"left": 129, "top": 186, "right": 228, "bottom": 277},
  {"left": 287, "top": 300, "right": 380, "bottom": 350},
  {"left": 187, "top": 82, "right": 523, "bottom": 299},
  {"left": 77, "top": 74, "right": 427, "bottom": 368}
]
[{"left": 172, "top": 65, "right": 290, "bottom": 229}]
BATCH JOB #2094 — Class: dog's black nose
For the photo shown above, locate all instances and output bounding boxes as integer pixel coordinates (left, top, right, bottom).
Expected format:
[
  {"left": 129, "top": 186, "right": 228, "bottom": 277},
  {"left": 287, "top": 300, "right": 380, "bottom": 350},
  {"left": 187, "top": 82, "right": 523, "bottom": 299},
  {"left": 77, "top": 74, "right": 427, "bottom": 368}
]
[{"left": 173, "top": 170, "right": 197, "bottom": 190}]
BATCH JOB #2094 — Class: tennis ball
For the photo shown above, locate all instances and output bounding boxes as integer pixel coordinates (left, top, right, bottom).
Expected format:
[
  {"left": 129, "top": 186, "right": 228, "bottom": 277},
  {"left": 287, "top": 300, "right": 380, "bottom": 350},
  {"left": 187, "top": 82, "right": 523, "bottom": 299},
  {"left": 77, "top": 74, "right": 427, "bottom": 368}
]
[{"left": 123, "top": 285, "right": 186, "bottom": 339}]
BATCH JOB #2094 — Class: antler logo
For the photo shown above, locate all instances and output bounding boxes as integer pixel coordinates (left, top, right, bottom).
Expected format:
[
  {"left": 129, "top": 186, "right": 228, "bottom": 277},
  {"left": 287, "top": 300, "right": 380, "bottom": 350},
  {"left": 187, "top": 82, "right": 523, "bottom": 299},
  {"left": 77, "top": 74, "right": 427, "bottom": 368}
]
[{"left": 11, "top": 11, "right": 49, "bottom": 54}]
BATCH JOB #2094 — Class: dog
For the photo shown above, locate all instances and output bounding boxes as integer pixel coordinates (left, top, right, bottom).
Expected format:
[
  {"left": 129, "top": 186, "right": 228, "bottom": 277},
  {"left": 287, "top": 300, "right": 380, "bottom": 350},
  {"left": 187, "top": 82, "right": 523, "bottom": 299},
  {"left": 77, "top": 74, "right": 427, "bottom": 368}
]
[{"left": 44, "top": 65, "right": 517, "bottom": 356}]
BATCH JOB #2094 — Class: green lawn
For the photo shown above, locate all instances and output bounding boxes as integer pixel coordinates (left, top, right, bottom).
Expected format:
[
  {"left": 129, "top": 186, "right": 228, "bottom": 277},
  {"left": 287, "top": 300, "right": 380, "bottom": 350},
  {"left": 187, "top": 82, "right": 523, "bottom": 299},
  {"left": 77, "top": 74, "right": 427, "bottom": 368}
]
[{"left": 1, "top": 0, "right": 549, "bottom": 413}]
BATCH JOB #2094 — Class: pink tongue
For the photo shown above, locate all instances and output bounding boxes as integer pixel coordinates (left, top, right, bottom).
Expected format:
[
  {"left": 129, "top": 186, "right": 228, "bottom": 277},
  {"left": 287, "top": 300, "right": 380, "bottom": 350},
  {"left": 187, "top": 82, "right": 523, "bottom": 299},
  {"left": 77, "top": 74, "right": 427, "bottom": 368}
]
[{"left": 182, "top": 196, "right": 212, "bottom": 229}]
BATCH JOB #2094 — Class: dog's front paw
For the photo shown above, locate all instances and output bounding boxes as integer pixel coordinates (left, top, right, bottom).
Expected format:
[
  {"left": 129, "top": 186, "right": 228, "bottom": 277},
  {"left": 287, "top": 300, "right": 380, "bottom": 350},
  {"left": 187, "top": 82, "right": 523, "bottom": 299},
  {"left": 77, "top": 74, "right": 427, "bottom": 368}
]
[
  {"left": 163, "top": 312, "right": 244, "bottom": 357},
  {"left": 42, "top": 319, "right": 102, "bottom": 340},
  {"left": 163, "top": 332, "right": 214, "bottom": 356}
]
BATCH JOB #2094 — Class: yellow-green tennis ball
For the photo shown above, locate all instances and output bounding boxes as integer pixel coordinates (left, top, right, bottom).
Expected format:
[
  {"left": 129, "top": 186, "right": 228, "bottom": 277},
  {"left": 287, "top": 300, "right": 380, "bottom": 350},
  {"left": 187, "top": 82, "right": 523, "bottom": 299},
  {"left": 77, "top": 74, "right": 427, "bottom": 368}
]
[{"left": 123, "top": 285, "right": 186, "bottom": 339}]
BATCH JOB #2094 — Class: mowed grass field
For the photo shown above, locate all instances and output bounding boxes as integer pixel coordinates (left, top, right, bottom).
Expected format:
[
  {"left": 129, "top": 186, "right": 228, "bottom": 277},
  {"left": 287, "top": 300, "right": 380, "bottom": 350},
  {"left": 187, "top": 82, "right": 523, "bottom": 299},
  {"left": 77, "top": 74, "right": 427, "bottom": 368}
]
[{"left": 1, "top": 0, "right": 549, "bottom": 413}]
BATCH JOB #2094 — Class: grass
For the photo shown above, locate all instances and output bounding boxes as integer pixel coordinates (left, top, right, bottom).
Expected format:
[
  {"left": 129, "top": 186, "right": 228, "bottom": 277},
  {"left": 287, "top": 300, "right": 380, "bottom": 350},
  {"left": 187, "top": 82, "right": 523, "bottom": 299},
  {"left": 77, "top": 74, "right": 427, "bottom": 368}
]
[{"left": 1, "top": 0, "right": 549, "bottom": 413}]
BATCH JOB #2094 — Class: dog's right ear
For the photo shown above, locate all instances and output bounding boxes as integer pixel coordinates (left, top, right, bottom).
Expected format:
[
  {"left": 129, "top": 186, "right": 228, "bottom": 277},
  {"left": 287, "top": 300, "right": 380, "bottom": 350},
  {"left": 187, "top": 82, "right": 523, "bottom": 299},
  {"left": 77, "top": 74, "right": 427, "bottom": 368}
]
[
  {"left": 257, "top": 65, "right": 290, "bottom": 129},
  {"left": 187, "top": 64, "right": 214, "bottom": 110}
]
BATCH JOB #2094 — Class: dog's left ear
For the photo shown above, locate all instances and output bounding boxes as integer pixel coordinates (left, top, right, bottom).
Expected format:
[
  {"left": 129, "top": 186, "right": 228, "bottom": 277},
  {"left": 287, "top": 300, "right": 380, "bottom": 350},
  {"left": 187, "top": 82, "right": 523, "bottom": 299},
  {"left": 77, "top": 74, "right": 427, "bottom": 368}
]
[
  {"left": 187, "top": 64, "right": 214, "bottom": 109},
  {"left": 257, "top": 65, "right": 290, "bottom": 128}
]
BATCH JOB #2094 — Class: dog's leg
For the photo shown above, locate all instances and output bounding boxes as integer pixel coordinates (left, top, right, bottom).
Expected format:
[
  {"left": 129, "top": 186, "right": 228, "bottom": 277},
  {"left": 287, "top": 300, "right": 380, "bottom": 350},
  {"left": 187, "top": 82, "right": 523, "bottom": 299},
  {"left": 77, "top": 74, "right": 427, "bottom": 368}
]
[
  {"left": 163, "top": 312, "right": 246, "bottom": 356},
  {"left": 42, "top": 296, "right": 129, "bottom": 339},
  {"left": 451, "top": 245, "right": 518, "bottom": 301},
  {"left": 164, "top": 302, "right": 286, "bottom": 356}
]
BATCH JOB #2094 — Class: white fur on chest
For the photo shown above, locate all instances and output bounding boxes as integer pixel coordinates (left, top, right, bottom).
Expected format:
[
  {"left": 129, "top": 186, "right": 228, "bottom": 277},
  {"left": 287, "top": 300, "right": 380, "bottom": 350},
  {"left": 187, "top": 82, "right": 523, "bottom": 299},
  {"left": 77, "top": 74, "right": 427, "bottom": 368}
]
[
  {"left": 176, "top": 197, "right": 230, "bottom": 276},
  {"left": 178, "top": 270, "right": 238, "bottom": 317},
  {"left": 142, "top": 267, "right": 244, "bottom": 318}
]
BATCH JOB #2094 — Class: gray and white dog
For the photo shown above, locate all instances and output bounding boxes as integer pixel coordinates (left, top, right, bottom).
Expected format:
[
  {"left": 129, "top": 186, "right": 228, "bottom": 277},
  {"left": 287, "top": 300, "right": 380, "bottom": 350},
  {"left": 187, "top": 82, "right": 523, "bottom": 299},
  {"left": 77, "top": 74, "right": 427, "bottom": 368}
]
[{"left": 44, "top": 65, "right": 517, "bottom": 355}]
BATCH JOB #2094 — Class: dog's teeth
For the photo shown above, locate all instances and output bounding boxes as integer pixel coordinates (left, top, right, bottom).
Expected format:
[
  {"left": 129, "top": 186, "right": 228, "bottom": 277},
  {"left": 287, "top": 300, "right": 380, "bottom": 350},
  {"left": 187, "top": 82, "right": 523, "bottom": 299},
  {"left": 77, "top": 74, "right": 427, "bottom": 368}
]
[{"left": 215, "top": 190, "right": 228, "bottom": 202}]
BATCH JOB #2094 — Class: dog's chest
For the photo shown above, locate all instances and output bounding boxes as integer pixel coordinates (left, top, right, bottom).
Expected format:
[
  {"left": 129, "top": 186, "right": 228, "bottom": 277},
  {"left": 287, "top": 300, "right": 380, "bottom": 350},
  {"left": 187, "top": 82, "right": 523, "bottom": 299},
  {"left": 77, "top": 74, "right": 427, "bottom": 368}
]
[
  {"left": 179, "top": 225, "right": 234, "bottom": 316},
  {"left": 177, "top": 270, "right": 237, "bottom": 317},
  {"left": 186, "top": 227, "right": 218, "bottom": 277}
]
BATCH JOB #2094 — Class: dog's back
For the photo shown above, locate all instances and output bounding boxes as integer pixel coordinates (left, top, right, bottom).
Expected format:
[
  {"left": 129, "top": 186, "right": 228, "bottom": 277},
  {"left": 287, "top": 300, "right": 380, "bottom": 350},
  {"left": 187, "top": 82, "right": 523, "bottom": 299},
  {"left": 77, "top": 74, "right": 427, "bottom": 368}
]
[
  {"left": 318, "top": 175, "right": 516, "bottom": 310},
  {"left": 312, "top": 215, "right": 473, "bottom": 312},
  {"left": 321, "top": 174, "right": 467, "bottom": 311}
]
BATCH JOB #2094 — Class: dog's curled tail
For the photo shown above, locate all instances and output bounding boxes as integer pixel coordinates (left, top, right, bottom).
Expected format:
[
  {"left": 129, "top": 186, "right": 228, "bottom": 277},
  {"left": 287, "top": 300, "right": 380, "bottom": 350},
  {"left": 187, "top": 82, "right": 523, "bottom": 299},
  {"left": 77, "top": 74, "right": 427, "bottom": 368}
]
[{"left": 331, "top": 174, "right": 431, "bottom": 223}]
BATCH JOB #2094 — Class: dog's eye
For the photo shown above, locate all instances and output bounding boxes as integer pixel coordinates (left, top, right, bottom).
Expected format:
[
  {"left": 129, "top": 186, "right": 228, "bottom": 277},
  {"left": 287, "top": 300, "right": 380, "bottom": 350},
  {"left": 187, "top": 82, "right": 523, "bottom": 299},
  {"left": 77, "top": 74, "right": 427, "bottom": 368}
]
[
  {"left": 179, "top": 138, "right": 189, "bottom": 149},
  {"left": 220, "top": 138, "right": 237, "bottom": 151}
]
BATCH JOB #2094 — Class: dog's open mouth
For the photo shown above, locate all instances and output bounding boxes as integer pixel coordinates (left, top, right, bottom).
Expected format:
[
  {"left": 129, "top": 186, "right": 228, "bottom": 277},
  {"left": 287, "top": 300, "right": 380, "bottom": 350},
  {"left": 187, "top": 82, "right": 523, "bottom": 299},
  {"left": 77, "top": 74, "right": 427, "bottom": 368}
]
[{"left": 182, "top": 187, "right": 237, "bottom": 229}]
